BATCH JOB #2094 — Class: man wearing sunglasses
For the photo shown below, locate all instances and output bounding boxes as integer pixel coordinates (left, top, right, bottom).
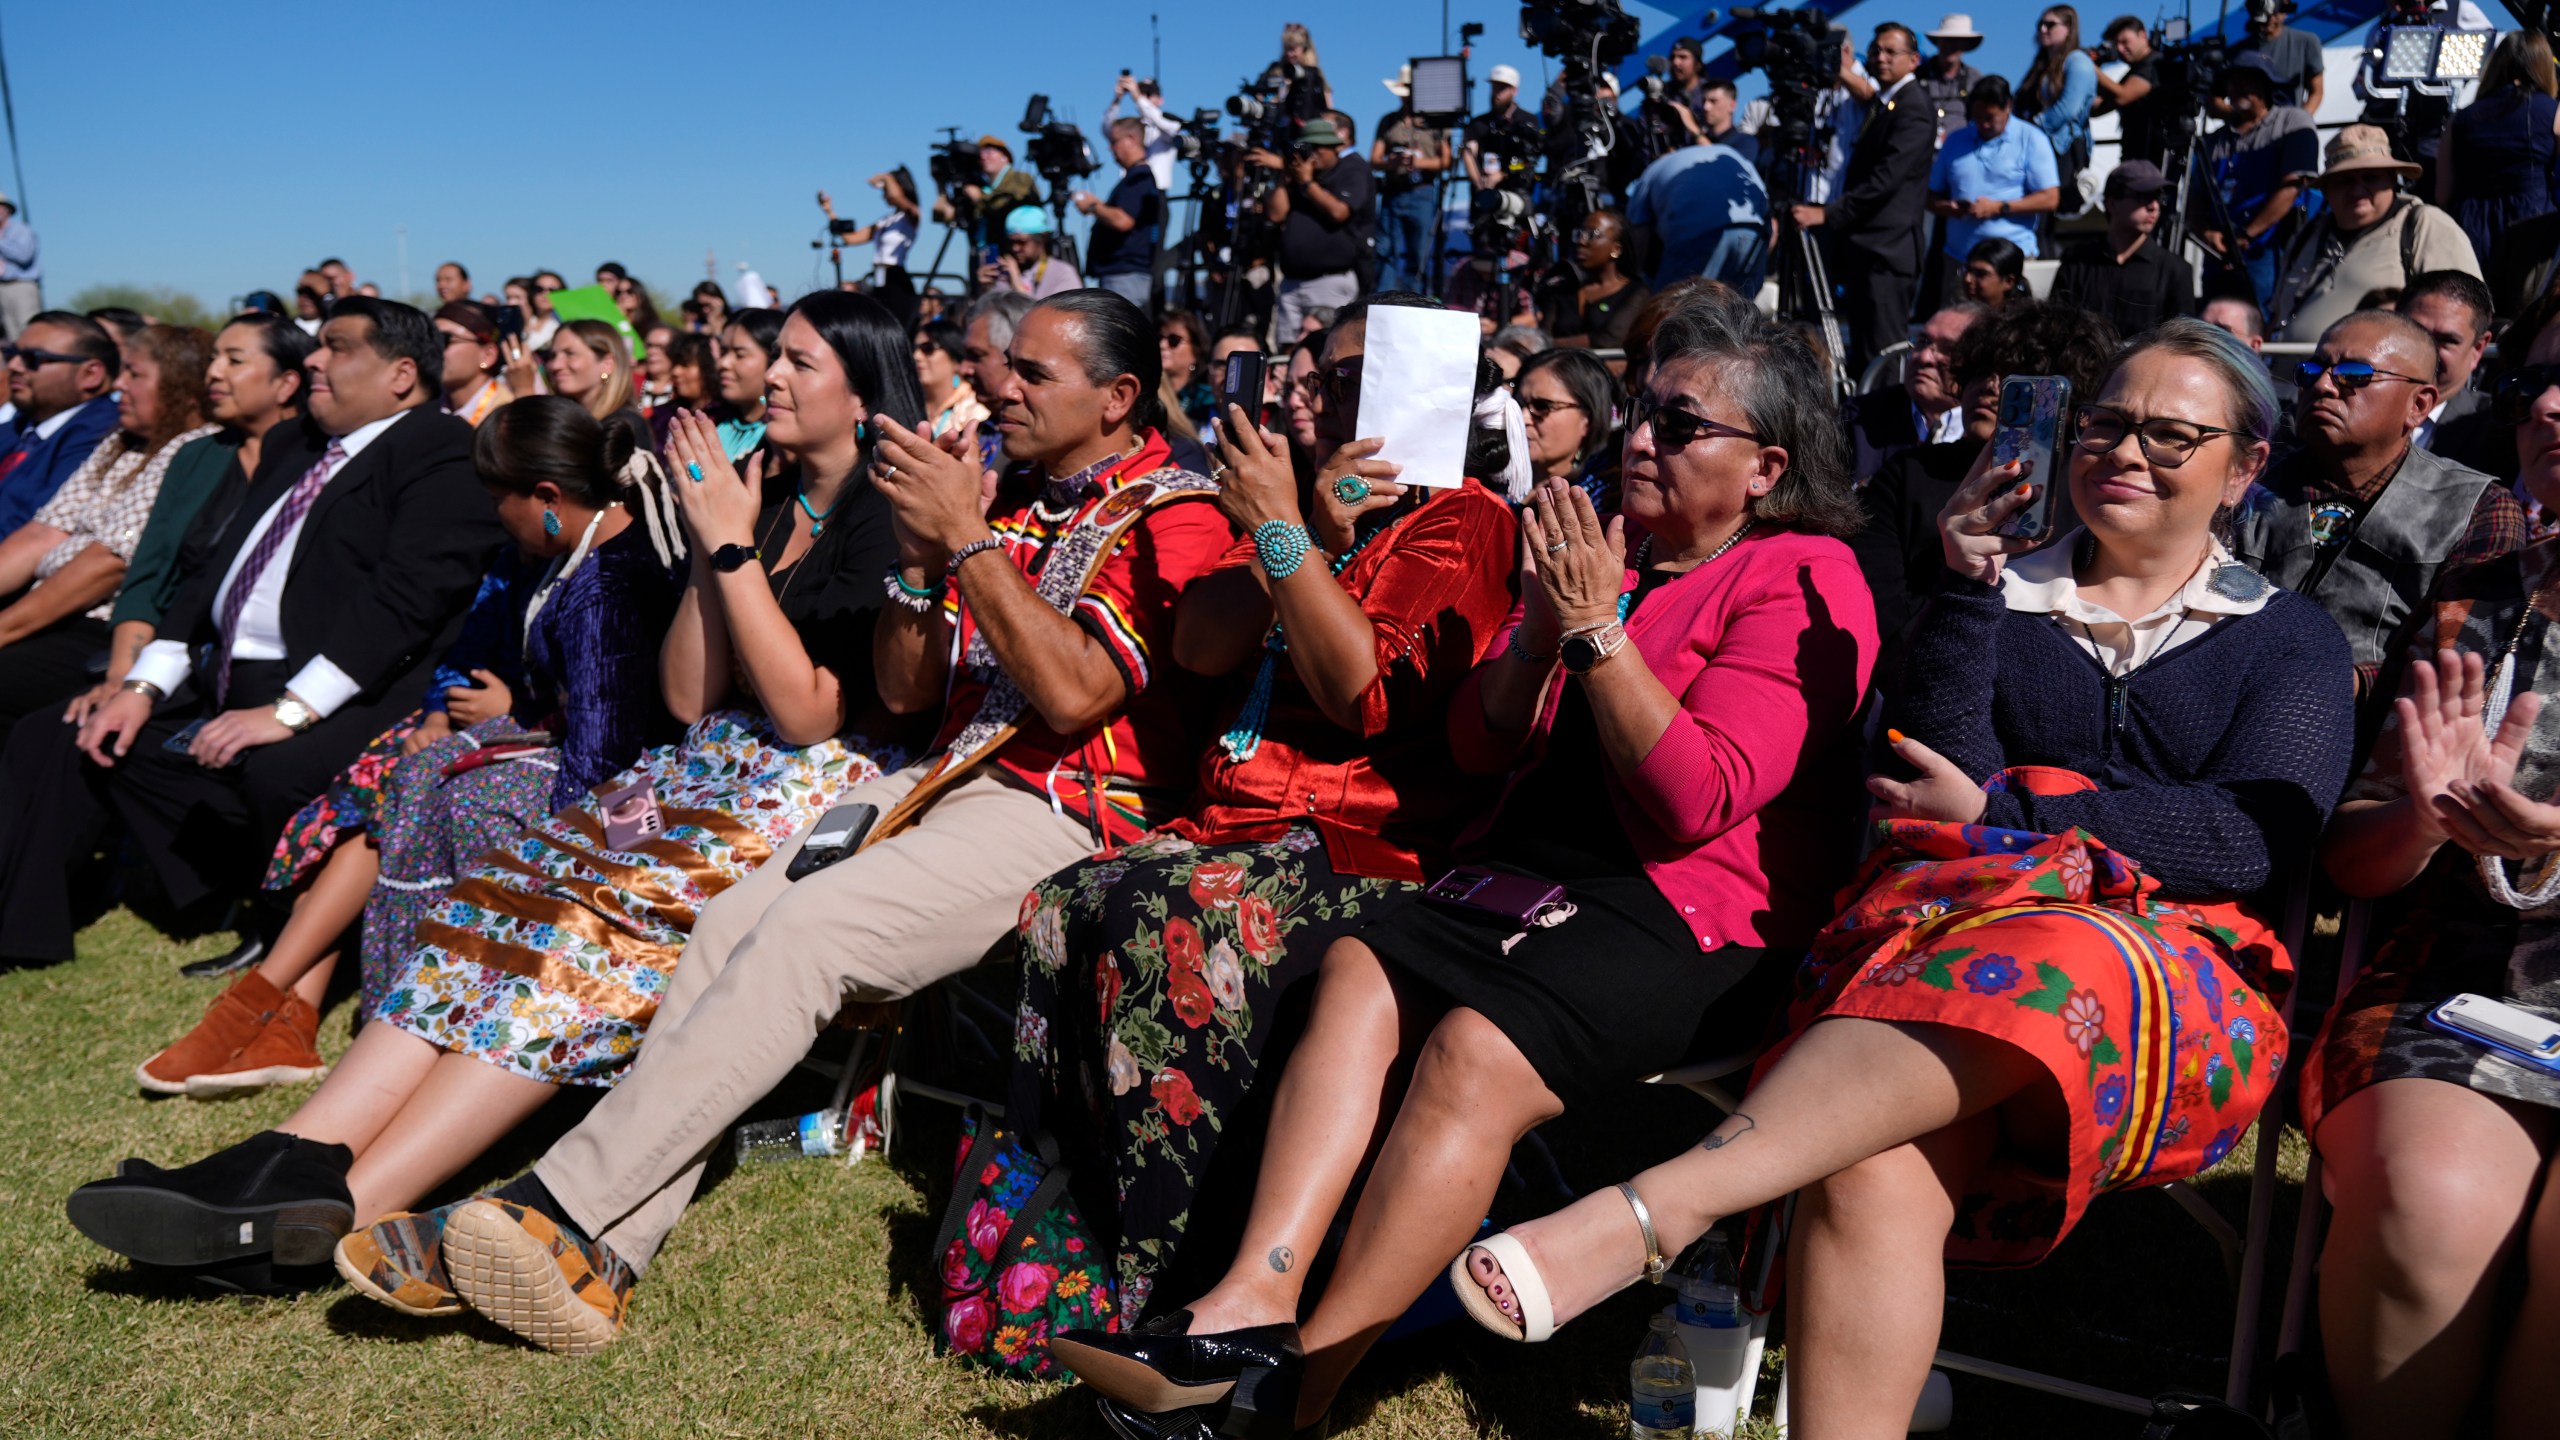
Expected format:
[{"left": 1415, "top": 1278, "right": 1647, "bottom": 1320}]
[
  {"left": 0, "top": 311, "right": 121, "bottom": 538},
  {"left": 2229, "top": 310, "right": 2521, "bottom": 685}
]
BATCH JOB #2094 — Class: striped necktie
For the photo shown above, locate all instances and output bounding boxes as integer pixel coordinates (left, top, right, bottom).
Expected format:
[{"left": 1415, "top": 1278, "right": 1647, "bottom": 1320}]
[{"left": 213, "top": 439, "right": 344, "bottom": 705}]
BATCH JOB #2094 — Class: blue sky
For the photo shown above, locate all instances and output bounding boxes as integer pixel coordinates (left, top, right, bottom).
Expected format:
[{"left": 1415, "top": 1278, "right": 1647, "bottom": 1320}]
[{"left": 7, "top": 1, "right": 2453, "bottom": 309}]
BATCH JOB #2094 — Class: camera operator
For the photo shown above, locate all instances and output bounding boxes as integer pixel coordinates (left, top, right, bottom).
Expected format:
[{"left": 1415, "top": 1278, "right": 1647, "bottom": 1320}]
[
  {"left": 1915, "top": 15, "right": 1988, "bottom": 142},
  {"left": 1793, "top": 24, "right": 1935, "bottom": 374},
  {"left": 2231, "top": 0, "right": 2323, "bottom": 115},
  {"left": 1255, "top": 116, "right": 1373, "bottom": 341},
  {"left": 1628, "top": 123, "right": 1771, "bottom": 293},
  {"left": 937, "top": 135, "right": 1041, "bottom": 250},
  {"left": 980, "top": 209, "right": 1082, "bottom": 299},
  {"left": 2090, "top": 16, "right": 2164, "bottom": 168},
  {"left": 1374, "top": 65, "right": 1452, "bottom": 294},
  {"left": 1463, "top": 65, "right": 1544, "bottom": 193},
  {"left": 1275, "top": 24, "right": 1334, "bottom": 118},
  {"left": 2193, "top": 57, "right": 2318, "bottom": 311},
  {"left": 1074, "top": 118, "right": 1167, "bottom": 311},
  {"left": 819, "top": 171, "right": 923, "bottom": 325},
  {"left": 1104, "top": 73, "right": 1182, "bottom": 193}
]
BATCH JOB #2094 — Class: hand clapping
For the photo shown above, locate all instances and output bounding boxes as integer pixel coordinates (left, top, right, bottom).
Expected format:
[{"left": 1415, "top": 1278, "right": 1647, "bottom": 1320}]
[
  {"left": 2394, "top": 649, "right": 2560, "bottom": 862},
  {"left": 870, "top": 413, "right": 994, "bottom": 569},
  {"left": 662, "top": 409, "right": 764, "bottom": 552},
  {"left": 1517, "top": 479, "right": 1627, "bottom": 656}
]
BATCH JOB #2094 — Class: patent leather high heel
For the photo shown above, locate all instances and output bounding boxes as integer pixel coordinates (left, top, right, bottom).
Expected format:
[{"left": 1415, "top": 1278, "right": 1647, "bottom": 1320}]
[{"left": 1052, "top": 1312, "right": 1305, "bottom": 1415}]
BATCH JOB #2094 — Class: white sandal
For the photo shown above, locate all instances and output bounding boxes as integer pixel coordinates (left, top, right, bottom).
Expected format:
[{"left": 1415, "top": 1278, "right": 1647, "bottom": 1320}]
[{"left": 1450, "top": 1181, "right": 1670, "bottom": 1344}]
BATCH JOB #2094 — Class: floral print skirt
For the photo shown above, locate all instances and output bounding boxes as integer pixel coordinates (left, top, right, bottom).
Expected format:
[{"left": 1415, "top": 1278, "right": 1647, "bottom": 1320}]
[
  {"left": 1762, "top": 767, "right": 2289, "bottom": 1267},
  {"left": 376, "top": 711, "right": 896, "bottom": 1087},
  {"left": 354, "top": 722, "right": 561, "bottom": 1021},
  {"left": 1006, "top": 824, "right": 1419, "bottom": 1322},
  {"left": 263, "top": 711, "right": 427, "bottom": 890}
]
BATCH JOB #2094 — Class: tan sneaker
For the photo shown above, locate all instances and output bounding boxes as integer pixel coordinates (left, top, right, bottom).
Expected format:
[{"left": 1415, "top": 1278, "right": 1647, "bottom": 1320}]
[
  {"left": 184, "top": 992, "right": 329, "bottom": 1097},
  {"left": 136, "top": 972, "right": 289, "bottom": 1094}
]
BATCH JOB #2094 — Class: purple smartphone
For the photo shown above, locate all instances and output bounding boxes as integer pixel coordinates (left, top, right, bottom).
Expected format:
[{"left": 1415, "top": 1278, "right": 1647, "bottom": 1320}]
[
  {"left": 598, "top": 777, "right": 665, "bottom": 851},
  {"left": 1423, "top": 866, "right": 1569, "bottom": 926}
]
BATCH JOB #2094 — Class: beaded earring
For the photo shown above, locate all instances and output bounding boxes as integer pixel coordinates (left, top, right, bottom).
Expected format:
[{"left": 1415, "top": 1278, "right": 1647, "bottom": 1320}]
[
  {"left": 855, "top": 420, "right": 869, "bottom": 443},
  {"left": 543, "top": 508, "right": 562, "bottom": 537}
]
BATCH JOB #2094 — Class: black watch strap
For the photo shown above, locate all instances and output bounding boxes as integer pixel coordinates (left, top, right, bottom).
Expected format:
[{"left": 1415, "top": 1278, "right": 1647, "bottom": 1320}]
[{"left": 710, "top": 543, "right": 761, "bottom": 574}]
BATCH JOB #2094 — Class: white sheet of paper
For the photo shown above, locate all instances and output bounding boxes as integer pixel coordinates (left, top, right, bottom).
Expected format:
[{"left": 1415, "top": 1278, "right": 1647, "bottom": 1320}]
[{"left": 1352, "top": 306, "right": 1478, "bottom": 490}]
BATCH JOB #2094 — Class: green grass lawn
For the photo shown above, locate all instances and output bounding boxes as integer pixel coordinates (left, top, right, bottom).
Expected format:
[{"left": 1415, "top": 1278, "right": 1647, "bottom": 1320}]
[{"left": 1, "top": 910, "right": 2307, "bottom": 1438}]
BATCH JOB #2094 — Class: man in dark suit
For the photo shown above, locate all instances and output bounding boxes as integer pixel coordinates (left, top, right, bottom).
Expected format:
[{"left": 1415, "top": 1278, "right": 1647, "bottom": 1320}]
[
  {"left": 0, "top": 298, "right": 501, "bottom": 965},
  {"left": 2399, "top": 271, "right": 2507, "bottom": 481},
  {"left": 1790, "top": 23, "right": 1935, "bottom": 375}
]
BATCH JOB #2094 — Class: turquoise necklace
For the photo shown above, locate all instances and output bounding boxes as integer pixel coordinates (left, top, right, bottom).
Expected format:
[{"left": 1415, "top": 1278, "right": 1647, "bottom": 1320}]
[
  {"left": 1217, "top": 510, "right": 1408, "bottom": 763},
  {"left": 796, "top": 484, "right": 848, "bottom": 537}
]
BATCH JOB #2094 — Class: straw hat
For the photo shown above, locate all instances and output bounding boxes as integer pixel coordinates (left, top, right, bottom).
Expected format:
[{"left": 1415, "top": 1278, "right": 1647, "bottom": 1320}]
[
  {"left": 1926, "top": 15, "right": 1987, "bottom": 51},
  {"left": 2293, "top": 124, "right": 2421, "bottom": 186}
]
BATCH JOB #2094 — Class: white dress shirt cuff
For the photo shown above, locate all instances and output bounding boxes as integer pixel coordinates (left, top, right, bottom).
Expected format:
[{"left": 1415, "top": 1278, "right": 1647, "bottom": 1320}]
[
  {"left": 284, "top": 655, "right": 362, "bottom": 718},
  {"left": 126, "top": 640, "right": 192, "bottom": 696}
]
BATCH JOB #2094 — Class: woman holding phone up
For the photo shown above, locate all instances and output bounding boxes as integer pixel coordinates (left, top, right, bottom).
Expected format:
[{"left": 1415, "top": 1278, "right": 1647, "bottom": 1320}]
[{"left": 1445, "top": 319, "right": 2355, "bottom": 1439}]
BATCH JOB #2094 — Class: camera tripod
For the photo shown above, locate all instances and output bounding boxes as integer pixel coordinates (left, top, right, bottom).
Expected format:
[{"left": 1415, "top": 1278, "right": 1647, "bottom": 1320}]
[{"left": 1769, "top": 128, "right": 1850, "bottom": 397}]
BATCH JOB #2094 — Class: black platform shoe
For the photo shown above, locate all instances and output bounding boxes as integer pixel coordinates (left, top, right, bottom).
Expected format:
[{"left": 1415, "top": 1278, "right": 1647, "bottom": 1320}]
[
  {"left": 66, "top": 1130, "right": 354, "bottom": 1268},
  {"left": 1051, "top": 1311, "right": 1303, "bottom": 1420}
]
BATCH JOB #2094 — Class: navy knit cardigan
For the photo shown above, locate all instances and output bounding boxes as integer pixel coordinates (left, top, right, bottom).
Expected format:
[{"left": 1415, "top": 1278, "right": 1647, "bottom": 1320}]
[{"left": 1894, "top": 570, "right": 2358, "bottom": 898}]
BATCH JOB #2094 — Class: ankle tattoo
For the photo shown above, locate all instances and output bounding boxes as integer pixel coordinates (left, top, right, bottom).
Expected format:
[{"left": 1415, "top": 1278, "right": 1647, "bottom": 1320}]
[
  {"left": 1267, "top": 1245, "right": 1294, "bottom": 1274},
  {"left": 1698, "top": 1113, "right": 1756, "bottom": 1153}
]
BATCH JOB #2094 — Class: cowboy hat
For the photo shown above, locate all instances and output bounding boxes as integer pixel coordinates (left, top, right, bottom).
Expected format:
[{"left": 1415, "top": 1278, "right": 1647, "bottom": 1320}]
[
  {"left": 1383, "top": 62, "right": 1412, "bottom": 97},
  {"left": 1926, "top": 14, "right": 1986, "bottom": 50},
  {"left": 2292, "top": 123, "right": 2421, "bottom": 185}
]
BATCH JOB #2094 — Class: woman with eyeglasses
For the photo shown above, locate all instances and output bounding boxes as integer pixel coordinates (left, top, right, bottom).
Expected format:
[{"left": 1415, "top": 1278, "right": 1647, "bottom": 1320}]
[
  {"left": 1961, "top": 235, "right": 2034, "bottom": 307},
  {"left": 910, "top": 319, "right": 987, "bottom": 439},
  {"left": 2301, "top": 290, "right": 2560, "bottom": 1440},
  {"left": 1444, "top": 319, "right": 2353, "bottom": 1438},
  {"left": 1003, "top": 293, "right": 1518, "bottom": 1358},
  {"left": 1534, "top": 209, "right": 1650, "bottom": 355},
  {"left": 1056, "top": 298, "right": 1877, "bottom": 1438},
  {"left": 1159, "top": 307, "right": 1217, "bottom": 434},
  {"left": 1514, "top": 347, "right": 1621, "bottom": 506}
]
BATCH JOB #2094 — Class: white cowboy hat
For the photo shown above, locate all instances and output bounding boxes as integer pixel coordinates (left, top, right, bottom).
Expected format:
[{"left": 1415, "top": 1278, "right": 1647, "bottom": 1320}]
[
  {"left": 1383, "top": 62, "right": 1412, "bottom": 98},
  {"left": 1926, "top": 14, "right": 1987, "bottom": 50}
]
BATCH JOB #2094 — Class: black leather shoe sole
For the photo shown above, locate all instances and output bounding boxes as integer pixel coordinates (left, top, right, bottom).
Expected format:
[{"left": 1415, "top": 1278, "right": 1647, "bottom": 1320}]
[
  {"left": 1054, "top": 1337, "right": 1242, "bottom": 1411},
  {"left": 179, "top": 935, "right": 267, "bottom": 980},
  {"left": 67, "top": 1182, "right": 351, "bottom": 1267}
]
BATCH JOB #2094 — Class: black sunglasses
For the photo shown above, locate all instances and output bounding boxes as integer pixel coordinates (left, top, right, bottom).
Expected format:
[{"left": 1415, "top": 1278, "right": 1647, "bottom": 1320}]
[
  {"left": 2, "top": 343, "right": 86, "bottom": 368},
  {"left": 1629, "top": 391, "right": 1760, "bottom": 450},
  {"left": 2295, "top": 358, "right": 2431, "bottom": 391},
  {"left": 2495, "top": 363, "right": 2560, "bottom": 423},
  {"left": 1519, "top": 396, "right": 1588, "bottom": 423}
]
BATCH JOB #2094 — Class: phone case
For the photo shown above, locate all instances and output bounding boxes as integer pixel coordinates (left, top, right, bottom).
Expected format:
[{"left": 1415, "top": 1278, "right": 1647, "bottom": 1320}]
[
  {"left": 1219, "top": 352, "right": 1268, "bottom": 423},
  {"left": 1423, "top": 866, "right": 1568, "bottom": 926},
  {"left": 787, "top": 803, "right": 882, "bottom": 882},
  {"left": 2425, "top": 995, "right": 2560, "bottom": 1077},
  {"left": 598, "top": 777, "right": 665, "bottom": 852},
  {"left": 1991, "top": 375, "right": 2070, "bottom": 542}
]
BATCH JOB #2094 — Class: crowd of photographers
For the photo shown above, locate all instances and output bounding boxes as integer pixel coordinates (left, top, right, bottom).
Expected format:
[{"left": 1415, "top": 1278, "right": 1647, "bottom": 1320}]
[{"left": 12, "top": 11, "right": 2560, "bottom": 1440}]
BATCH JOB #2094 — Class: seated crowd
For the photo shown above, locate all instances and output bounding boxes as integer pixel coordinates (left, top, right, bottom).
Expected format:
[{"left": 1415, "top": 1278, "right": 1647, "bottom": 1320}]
[{"left": 12, "top": 253, "right": 2560, "bottom": 1440}]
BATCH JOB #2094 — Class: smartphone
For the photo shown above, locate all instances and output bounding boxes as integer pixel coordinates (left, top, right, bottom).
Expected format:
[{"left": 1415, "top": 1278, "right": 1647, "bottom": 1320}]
[
  {"left": 495, "top": 304, "right": 525, "bottom": 341},
  {"left": 164, "top": 718, "right": 207, "bottom": 755},
  {"left": 1990, "top": 375, "right": 2070, "bottom": 544},
  {"left": 787, "top": 802, "right": 881, "bottom": 881},
  {"left": 1218, "top": 351, "right": 1268, "bottom": 426},
  {"left": 979, "top": 243, "right": 1001, "bottom": 272},
  {"left": 598, "top": 777, "right": 665, "bottom": 851},
  {"left": 1422, "top": 866, "right": 1570, "bottom": 927},
  {"left": 2427, "top": 993, "right": 2560, "bottom": 1075}
]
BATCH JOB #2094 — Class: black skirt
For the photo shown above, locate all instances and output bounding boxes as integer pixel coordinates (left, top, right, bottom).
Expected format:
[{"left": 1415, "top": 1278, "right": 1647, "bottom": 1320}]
[{"left": 1361, "top": 861, "right": 1788, "bottom": 1111}]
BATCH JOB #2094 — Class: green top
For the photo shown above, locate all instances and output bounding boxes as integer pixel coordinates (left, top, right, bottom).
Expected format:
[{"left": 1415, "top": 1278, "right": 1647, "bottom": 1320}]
[{"left": 109, "top": 428, "right": 243, "bottom": 629}]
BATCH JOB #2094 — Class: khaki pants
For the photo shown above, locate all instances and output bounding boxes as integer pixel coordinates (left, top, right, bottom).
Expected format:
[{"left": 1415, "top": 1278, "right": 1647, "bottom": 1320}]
[
  {"left": 0, "top": 279, "right": 39, "bottom": 340},
  {"left": 533, "top": 761, "right": 1098, "bottom": 1271}
]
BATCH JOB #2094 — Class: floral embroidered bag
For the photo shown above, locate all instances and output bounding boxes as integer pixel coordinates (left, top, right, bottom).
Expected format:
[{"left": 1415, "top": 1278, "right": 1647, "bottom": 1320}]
[{"left": 930, "top": 1104, "right": 1118, "bottom": 1379}]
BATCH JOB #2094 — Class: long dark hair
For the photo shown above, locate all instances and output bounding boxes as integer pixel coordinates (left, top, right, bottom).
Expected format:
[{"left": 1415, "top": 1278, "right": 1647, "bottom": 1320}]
[
  {"left": 476, "top": 394, "right": 638, "bottom": 509},
  {"left": 785, "top": 289, "right": 926, "bottom": 441},
  {"left": 2020, "top": 5, "right": 2083, "bottom": 112},
  {"left": 722, "top": 307, "right": 786, "bottom": 368}
]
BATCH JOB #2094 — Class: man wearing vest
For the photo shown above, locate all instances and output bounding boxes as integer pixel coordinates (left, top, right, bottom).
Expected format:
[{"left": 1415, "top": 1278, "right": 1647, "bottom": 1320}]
[
  {"left": 366, "top": 290, "right": 1233, "bottom": 1353},
  {"left": 2230, "top": 309, "right": 2522, "bottom": 690}
]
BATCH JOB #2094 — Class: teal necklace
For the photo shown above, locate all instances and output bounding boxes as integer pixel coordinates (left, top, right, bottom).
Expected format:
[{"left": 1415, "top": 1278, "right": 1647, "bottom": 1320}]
[
  {"left": 1217, "top": 510, "right": 1409, "bottom": 763},
  {"left": 796, "top": 484, "right": 848, "bottom": 537}
]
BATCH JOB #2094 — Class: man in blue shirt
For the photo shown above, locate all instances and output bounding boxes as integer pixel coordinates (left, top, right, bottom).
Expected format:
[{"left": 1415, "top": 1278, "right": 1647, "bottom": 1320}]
[
  {"left": 1626, "top": 139, "right": 1770, "bottom": 295},
  {"left": 1074, "top": 119, "right": 1165, "bottom": 311},
  {"left": 0, "top": 311, "right": 118, "bottom": 536},
  {"left": 1928, "top": 75, "right": 2060, "bottom": 292},
  {"left": 0, "top": 191, "right": 38, "bottom": 340}
]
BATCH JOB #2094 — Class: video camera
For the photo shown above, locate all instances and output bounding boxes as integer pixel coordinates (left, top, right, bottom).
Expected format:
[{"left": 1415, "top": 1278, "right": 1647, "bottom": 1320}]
[
  {"left": 1721, "top": 4, "right": 1846, "bottom": 164},
  {"left": 1226, "top": 63, "right": 1317, "bottom": 152},
  {"left": 1518, "top": 0, "right": 1640, "bottom": 68},
  {"left": 1020, "top": 94, "right": 1100, "bottom": 184},
  {"left": 926, "top": 128, "right": 984, "bottom": 220},
  {"left": 2147, "top": 14, "right": 2227, "bottom": 120}
]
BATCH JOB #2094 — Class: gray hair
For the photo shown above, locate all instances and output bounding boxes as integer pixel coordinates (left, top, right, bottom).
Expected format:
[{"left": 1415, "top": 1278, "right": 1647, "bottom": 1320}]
[
  {"left": 1648, "top": 302, "right": 1863, "bottom": 538},
  {"left": 1491, "top": 324, "right": 1552, "bottom": 359},
  {"left": 965, "top": 289, "right": 1036, "bottom": 352},
  {"left": 2119, "top": 316, "right": 2280, "bottom": 442}
]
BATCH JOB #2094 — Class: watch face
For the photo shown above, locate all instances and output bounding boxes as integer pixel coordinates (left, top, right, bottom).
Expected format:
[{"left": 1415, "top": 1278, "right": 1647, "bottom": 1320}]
[{"left": 1561, "top": 635, "right": 1601, "bottom": 674}]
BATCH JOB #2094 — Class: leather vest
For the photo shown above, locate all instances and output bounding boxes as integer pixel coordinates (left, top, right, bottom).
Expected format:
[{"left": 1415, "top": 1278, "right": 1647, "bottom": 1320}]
[{"left": 2230, "top": 444, "right": 2496, "bottom": 671}]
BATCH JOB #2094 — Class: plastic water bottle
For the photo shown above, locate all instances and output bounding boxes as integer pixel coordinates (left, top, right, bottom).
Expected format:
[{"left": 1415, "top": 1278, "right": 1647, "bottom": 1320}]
[
  {"left": 733, "top": 1109, "right": 844, "bottom": 1163},
  {"left": 1629, "top": 1312, "right": 1697, "bottom": 1439},
  {"left": 1674, "top": 1234, "right": 1751, "bottom": 1438}
]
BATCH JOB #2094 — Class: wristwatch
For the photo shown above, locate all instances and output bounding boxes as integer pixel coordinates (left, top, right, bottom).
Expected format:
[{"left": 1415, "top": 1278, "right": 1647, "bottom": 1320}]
[
  {"left": 271, "top": 695, "right": 318, "bottom": 733},
  {"left": 1997, "top": 199, "right": 2010, "bottom": 217},
  {"left": 710, "top": 542, "right": 761, "bottom": 574},
  {"left": 1560, "top": 622, "right": 1628, "bottom": 676}
]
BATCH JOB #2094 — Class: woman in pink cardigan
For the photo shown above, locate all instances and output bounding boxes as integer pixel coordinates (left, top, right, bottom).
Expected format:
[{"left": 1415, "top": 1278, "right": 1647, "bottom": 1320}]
[{"left": 1054, "top": 296, "right": 1879, "bottom": 1438}]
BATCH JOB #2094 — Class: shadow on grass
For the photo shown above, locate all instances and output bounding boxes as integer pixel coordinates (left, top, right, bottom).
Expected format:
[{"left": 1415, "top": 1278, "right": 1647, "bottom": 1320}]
[{"left": 321, "top": 1290, "right": 527, "bottom": 1350}]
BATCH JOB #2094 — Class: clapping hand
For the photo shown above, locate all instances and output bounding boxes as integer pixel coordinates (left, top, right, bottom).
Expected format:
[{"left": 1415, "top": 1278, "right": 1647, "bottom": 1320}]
[
  {"left": 663, "top": 408, "right": 764, "bottom": 552},
  {"left": 1516, "top": 479, "right": 1627, "bottom": 659},
  {"left": 2396, "top": 649, "right": 2560, "bottom": 862},
  {"left": 1868, "top": 729, "right": 1990, "bottom": 824},
  {"left": 871, "top": 413, "right": 994, "bottom": 572},
  {"left": 1937, "top": 446, "right": 2041, "bottom": 585}
]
